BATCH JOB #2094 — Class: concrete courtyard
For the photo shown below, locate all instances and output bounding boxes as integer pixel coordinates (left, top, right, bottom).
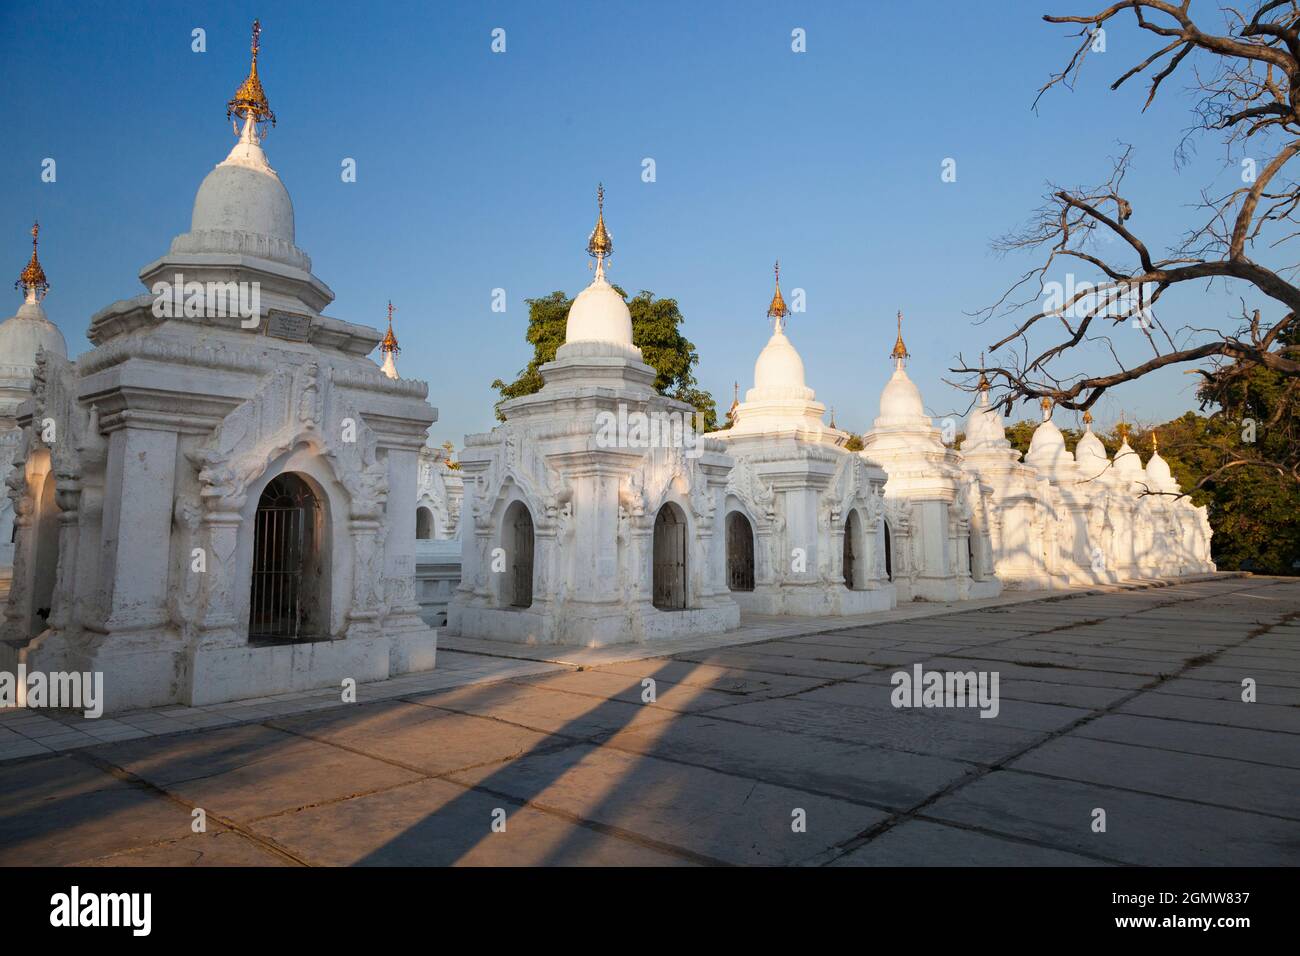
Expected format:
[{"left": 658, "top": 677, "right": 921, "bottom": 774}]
[{"left": 1, "top": 575, "right": 1297, "bottom": 866}]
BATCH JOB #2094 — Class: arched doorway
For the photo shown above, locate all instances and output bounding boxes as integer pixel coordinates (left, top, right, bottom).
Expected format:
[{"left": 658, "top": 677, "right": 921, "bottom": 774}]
[
  {"left": 843, "top": 510, "right": 859, "bottom": 589},
  {"left": 416, "top": 505, "right": 434, "bottom": 540},
  {"left": 504, "top": 501, "right": 534, "bottom": 608},
  {"left": 29, "top": 470, "right": 59, "bottom": 637},
  {"left": 883, "top": 519, "right": 893, "bottom": 581},
  {"left": 249, "top": 473, "right": 326, "bottom": 642},
  {"left": 967, "top": 531, "right": 977, "bottom": 579},
  {"left": 726, "top": 511, "right": 754, "bottom": 592},
  {"left": 653, "top": 503, "right": 687, "bottom": 610}
]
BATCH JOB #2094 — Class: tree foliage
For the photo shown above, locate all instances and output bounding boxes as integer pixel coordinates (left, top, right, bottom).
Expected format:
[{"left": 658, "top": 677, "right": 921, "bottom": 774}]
[{"left": 491, "top": 287, "right": 718, "bottom": 429}]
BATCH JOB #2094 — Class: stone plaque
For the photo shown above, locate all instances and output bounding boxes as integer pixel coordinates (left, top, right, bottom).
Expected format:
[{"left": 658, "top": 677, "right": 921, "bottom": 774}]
[{"left": 265, "top": 311, "right": 312, "bottom": 342}]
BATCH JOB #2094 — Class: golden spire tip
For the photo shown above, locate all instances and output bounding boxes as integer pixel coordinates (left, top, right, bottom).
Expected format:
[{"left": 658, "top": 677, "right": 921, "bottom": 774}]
[
  {"left": 586, "top": 183, "right": 613, "bottom": 261},
  {"left": 227, "top": 19, "right": 276, "bottom": 130},
  {"left": 15, "top": 219, "right": 49, "bottom": 300},
  {"left": 890, "top": 310, "right": 909, "bottom": 363},
  {"left": 380, "top": 300, "right": 400, "bottom": 353},
  {"left": 766, "top": 259, "right": 789, "bottom": 325}
]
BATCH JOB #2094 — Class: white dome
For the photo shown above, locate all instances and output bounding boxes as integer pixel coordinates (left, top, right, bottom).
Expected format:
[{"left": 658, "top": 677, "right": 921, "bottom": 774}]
[
  {"left": 1026, "top": 418, "right": 1073, "bottom": 469},
  {"left": 1145, "top": 450, "right": 1176, "bottom": 489},
  {"left": 189, "top": 139, "right": 294, "bottom": 243},
  {"left": 878, "top": 366, "right": 926, "bottom": 422},
  {"left": 962, "top": 392, "right": 1005, "bottom": 449},
  {"left": 565, "top": 272, "right": 633, "bottom": 346},
  {"left": 1113, "top": 439, "right": 1144, "bottom": 478},
  {"left": 0, "top": 301, "right": 67, "bottom": 370},
  {"left": 753, "top": 329, "right": 808, "bottom": 394},
  {"left": 1075, "top": 429, "right": 1109, "bottom": 469}
]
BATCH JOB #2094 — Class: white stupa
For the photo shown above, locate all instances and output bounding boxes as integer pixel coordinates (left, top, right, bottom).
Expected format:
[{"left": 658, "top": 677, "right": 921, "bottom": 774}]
[
  {"left": 1, "top": 21, "right": 438, "bottom": 712},
  {"left": 860, "top": 314, "right": 1000, "bottom": 601},
  {"left": 711, "top": 264, "right": 895, "bottom": 615},
  {"left": 959, "top": 369, "right": 1068, "bottom": 589},
  {"left": 450, "top": 186, "right": 739, "bottom": 646}
]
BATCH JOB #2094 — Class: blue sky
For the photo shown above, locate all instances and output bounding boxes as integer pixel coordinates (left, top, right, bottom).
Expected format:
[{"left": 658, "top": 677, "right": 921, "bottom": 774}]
[{"left": 0, "top": 0, "right": 1270, "bottom": 446}]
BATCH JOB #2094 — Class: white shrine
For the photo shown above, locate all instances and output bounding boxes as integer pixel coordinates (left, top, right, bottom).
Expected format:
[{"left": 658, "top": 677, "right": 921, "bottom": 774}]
[
  {"left": 0, "top": 23, "right": 438, "bottom": 712},
  {"left": 709, "top": 265, "right": 896, "bottom": 615},
  {"left": 959, "top": 376, "right": 1069, "bottom": 588},
  {"left": 448, "top": 189, "right": 740, "bottom": 645},
  {"left": 859, "top": 316, "right": 1003, "bottom": 602},
  {"left": 0, "top": 223, "right": 68, "bottom": 602}
]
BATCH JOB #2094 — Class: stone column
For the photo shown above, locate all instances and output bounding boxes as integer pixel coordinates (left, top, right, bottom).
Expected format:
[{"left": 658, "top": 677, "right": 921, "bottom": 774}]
[
  {"left": 99, "top": 426, "right": 178, "bottom": 636},
  {"left": 380, "top": 446, "right": 425, "bottom": 633}
]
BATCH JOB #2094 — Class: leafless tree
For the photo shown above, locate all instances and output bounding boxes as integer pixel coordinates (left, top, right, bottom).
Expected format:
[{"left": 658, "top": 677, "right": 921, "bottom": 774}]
[{"left": 957, "top": 1, "right": 1300, "bottom": 484}]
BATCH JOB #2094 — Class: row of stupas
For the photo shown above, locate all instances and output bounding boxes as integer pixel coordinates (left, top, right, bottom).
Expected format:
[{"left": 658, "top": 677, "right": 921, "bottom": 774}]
[
  {"left": 0, "top": 20, "right": 1214, "bottom": 696},
  {"left": 719, "top": 272, "right": 1214, "bottom": 597}
]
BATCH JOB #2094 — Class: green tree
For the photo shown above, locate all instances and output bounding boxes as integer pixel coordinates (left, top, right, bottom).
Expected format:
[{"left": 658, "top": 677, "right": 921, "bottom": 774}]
[{"left": 491, "top": 286, "right": 718, "bottom": 429}]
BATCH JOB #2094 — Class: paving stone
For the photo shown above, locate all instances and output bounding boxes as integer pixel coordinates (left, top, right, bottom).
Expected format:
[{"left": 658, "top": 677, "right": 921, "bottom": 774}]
[
  {"left": 0, "top": 754, "right": 198, "bottom": 865},
  {"left": 91, "top": 724, "right": 421, "bottom": 822},
  {"left": 448, "top": 743, "right": 885, "bottom": 865},
  {"left": 602, "top": 710, "right": 977, "bottom": 808},
  {"left": 1118, "top": 691, "right": 1300, "bottom": 734},
  {"left": 1074, "top": 713, "right": 1300, "bottom": 770},
  {"left": 269, "top": 699, "right": 556, "bottom": 776},
  {"left": 925, "top": 769, "right": 1300, "bottom": 865},
  {"left": 707, "top": 695, "right": 1042, "bottom": 765},
  {"left": 84, "top": 829, "right": 288, "bottom": 866},
  {"left": 508, "top": 668, "right": 743, "bottom": 713},
  {"left": 829, "top": 819, "right": 1110, "bottom": 866},
  {"left": 252, "top": 776, "right": 693, "bottom": 866},
  {"left": 1009, "top": 735, "right": 1300, "bottom": 818},
  {"left": 591, "top": 658, "right": 829, "bottom": 697},
  {"left": 790, "top": 681, "right": 1091, "bottom": 733},
  {"left": 408, "top": 681, "right": 675, "bottom": 739}
]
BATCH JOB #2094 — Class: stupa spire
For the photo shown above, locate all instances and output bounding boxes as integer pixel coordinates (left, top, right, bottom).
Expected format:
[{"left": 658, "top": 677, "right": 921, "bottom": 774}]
[
  {"left": 767, "top": 260, "right": 790, "bottom": 332},
  {"left": 227, "top": 19, "right": 276, "bottom": 141},
  {"left": 1082, "top": 408, "right": 1093, "bottom": 430},
  {"left": 586, "top": 183, "right": 613, "bottom": 279},
  {"left": 380, "top": 300, "right": 400, "bottom": 379},
  {"left": 890, "top": 311, "right": 910, "bottom": 368},
  {"left": 15, "top": 220, "right": 48, "bottom": 303},
  {"left": 1040, "top": 395, "right": 1053, "bottom": 421},
  {"left": 1150, "top": 429, "right": 1159, "bottom": 453}
]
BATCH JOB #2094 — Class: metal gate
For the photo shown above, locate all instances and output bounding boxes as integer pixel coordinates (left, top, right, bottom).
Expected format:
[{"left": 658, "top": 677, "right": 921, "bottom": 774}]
[
  {"left": 842, "top": 513, "right": 856, "bottom": 589},
  {"left": 883, "top": 519, "right": 893, "bottom": 581},
  {"left": 653, "top": 505, "right": 687, "bottom": 610},
  {"left": 249, "top": 474, "right": 314, "bottom": 641},
  {"left": 511, "top": 505, "right": 534, "bottom": 608},
  {"left": 726, "top": 511, "right": 755, "bottom": 591}
]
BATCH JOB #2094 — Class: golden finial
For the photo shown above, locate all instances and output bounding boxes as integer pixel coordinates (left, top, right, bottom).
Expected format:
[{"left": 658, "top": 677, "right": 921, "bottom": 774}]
[
  {"left": 1151, "top": 429, "right": 1159, "bottom": 453},
  {"left": 227, "top": 19, "right": 276, "bottom": 131},
  {"left": 1082, "top": 408, "right": 1093, "bottom": 427},
  {"left": 977, "top": 351, "right": 990, "bottom": 391},
  {"left": 380, "top": 300, "right": 400, "bottom": 353},
  {"left": 1117, "top": 417, "right": 1131, "bottom": 443},
  {"left": 829, "top": 406, "right": 837, "bottom": 429},
  {"left": 767, "top": 260, "right": 789, "bottom": 329},
  {"left": 586, "top": 183, "right": 613, "bottom": 261},
  {"left": 1040, "top": 395, "right": 1053, "bottom": 419},
  {"left": 890, "top": 311, "right": 909, "bottom": 364},
  {"left": 726, "top": 381, "right": 740, "bottom": 425},
  {"left": 15, "top": 221, "right": 48, "bottom": 300}
]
